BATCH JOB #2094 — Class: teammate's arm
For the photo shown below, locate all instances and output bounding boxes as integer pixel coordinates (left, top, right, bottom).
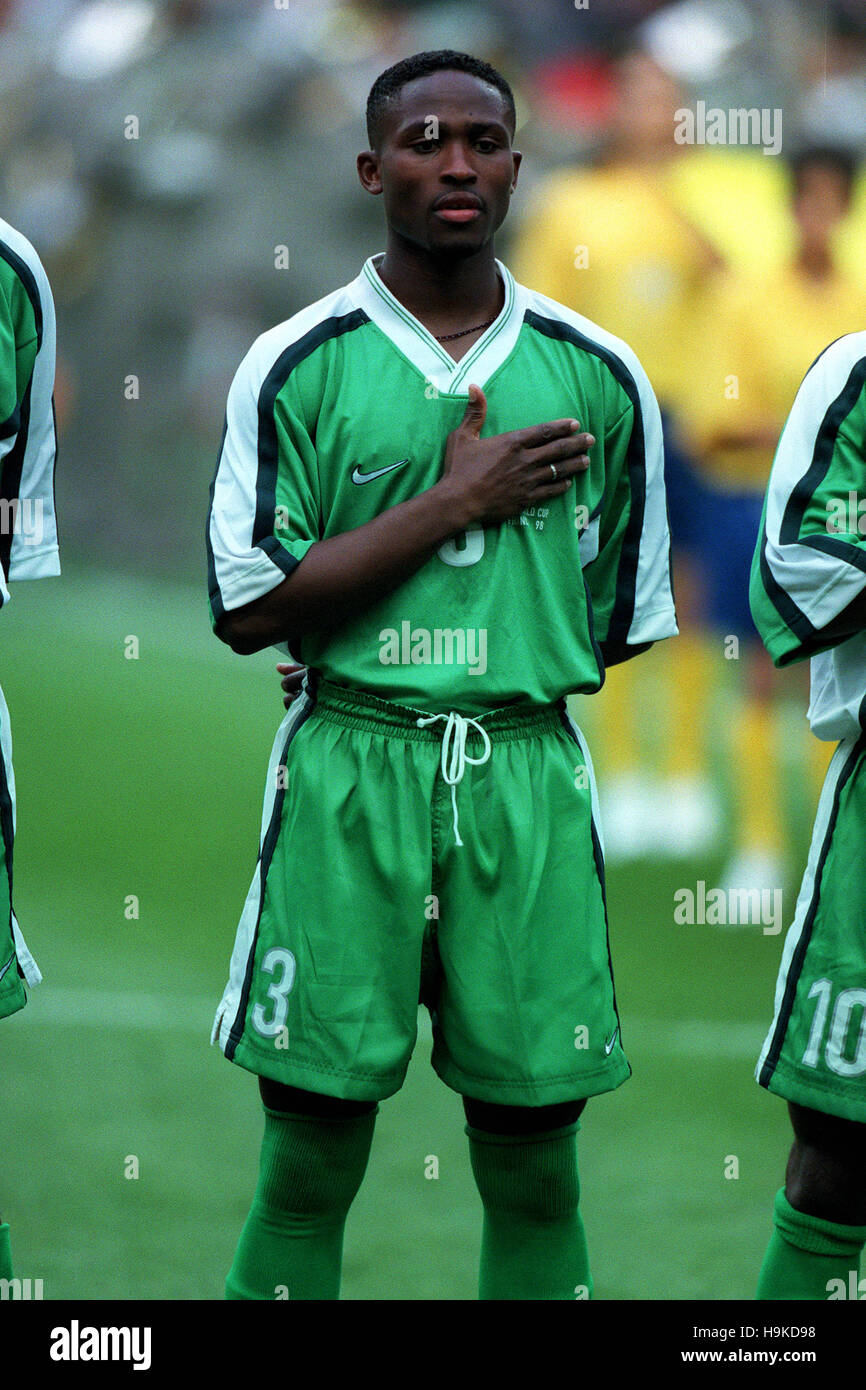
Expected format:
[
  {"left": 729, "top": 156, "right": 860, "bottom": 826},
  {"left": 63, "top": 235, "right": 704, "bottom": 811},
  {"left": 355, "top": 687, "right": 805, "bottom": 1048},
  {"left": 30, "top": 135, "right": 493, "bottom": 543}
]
[
  {"left": 0, "top": 241, "right": 59, "bottom": 603},
  {"left": 750, "top": 338, "right": 866, "bottom": 666},
  {"left": 218, "top": 385, "right": 594, "bottom": 655}
]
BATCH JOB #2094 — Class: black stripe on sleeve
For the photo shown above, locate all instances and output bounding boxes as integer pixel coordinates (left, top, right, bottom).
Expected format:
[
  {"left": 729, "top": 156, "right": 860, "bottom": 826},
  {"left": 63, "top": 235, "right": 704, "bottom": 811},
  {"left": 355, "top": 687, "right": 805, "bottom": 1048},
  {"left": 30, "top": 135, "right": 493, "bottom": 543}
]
[
  {"left": 0, "top": 239, "right": 45, "bottom": 587},
  {"left": 779, "top": 357, "right": 866, "bottom": 546},
  {"left": 524, "top": 309, "right": 648, "bottom": 647},
  {"left": 253, "top": 311, "right": 367, "bottom": 551},
  {"left": 756, "top": 518, "right": 820, "bottom": 649},
  {"left": 0, "top": 378, "right": 32, "bottom": 584},
  {"left": 755, "top": 357, "right": 866, "bottom": 659},
  {"left": 207, "top": 308, "right": 368, "bottom": 625}
]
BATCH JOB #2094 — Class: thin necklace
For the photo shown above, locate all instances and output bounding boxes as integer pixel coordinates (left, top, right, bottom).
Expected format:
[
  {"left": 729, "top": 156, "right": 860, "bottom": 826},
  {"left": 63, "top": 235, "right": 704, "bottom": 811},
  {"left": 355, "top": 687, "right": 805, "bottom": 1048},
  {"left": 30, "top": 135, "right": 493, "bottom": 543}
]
[{"left": 435, "top": 317, "right": 497, "bottom": 341}]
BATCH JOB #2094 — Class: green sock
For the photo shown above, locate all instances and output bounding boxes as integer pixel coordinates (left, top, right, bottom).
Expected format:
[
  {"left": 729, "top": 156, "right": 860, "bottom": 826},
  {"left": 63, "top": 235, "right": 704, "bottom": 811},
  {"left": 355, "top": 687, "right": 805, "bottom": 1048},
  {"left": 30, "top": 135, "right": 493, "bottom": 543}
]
[
  {"left": 467, "top": 1121, "right": 592, "bottom": 1300},
  {"left": 226, "top": 1104, "right": 376, "bottom": 1301},
  {"left": 0, "top": 1224, "right": 11, "bottom": 1281},
  {"left": 756, "top": 1188, "right": 866, "bottom": 1300}
]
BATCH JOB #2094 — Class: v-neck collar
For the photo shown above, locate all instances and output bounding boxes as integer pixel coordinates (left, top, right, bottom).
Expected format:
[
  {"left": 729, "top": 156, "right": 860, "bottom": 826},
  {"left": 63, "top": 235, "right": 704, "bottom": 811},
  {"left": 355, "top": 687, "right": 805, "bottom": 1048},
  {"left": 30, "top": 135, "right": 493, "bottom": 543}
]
[{"left": 350, "top": 252, "right": 524, "bottom": 397}]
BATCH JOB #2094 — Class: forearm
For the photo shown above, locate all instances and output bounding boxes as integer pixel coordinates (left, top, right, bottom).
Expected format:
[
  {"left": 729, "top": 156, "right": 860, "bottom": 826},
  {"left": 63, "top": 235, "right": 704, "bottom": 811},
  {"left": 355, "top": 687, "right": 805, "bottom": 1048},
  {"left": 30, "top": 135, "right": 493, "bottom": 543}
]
[{"left": 218, "top": 478, "right": 468, "bottom": 654}]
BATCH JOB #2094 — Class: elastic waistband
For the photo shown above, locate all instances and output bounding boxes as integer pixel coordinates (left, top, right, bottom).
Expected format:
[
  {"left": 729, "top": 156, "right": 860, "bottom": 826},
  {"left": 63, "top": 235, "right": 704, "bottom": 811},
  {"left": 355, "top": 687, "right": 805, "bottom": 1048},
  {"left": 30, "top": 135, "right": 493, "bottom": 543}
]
[{"left": 309, "top": 678, "right": 565, "bottom": 743}]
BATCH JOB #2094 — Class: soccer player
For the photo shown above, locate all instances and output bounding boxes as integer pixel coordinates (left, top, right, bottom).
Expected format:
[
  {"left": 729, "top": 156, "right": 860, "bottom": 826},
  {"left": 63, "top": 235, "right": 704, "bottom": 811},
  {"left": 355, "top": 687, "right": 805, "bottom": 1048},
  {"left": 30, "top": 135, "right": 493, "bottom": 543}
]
[
  {"left": 207, "top": 50, "right": 676, "bottom": 1301},
  {"left": 0, "top": 215, "right": 60, "bottom": 1283},
  {"left": 750, "top": 332, "right": 866, "bottom": 1299}
]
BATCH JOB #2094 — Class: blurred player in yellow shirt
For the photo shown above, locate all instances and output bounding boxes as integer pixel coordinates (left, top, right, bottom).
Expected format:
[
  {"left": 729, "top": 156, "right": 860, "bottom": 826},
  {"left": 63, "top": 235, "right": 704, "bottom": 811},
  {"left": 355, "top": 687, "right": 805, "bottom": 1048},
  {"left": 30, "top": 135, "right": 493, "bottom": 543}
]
[
  {"left": 510, "top": 47, "right": 728, "bottom": 857},
  {"left": 511, "top": 55, "right": 723, "bottom": 401},
  {"left": 681, "top": 145, "right": 866, "bottom": 891}
]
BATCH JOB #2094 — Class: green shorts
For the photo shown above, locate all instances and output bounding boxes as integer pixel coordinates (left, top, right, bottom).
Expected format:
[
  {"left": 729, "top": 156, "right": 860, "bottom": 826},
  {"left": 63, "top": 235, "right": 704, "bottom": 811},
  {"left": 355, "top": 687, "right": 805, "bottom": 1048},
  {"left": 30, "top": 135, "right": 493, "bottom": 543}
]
[
  {"left": 213, "top": 678, "right": 630, "bottom": 1105},
  {"left": 757, "top": 733, "right": 866, "bottom": 1122},
  {"left": 0, "top": 684, "right": 40, "bottom": 1021}
]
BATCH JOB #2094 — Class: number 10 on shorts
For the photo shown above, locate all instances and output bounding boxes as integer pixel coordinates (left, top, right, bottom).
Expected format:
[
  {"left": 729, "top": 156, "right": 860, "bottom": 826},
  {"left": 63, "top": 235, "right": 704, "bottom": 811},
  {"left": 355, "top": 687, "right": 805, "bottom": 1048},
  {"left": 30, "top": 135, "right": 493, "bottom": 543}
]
[
  {"left": 252, "top": 947, "right": 297, "bottom": 1045},
  {"left": 803, "top": 978, "right": 866, "bottom": 1076}
]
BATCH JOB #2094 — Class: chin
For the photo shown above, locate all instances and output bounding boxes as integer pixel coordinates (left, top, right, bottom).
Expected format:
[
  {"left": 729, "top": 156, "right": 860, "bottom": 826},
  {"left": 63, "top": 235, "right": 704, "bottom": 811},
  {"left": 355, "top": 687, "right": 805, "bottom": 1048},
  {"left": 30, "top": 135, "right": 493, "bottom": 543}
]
[{"left": 428, "top": 235, "right": 489, "bottom": 260}]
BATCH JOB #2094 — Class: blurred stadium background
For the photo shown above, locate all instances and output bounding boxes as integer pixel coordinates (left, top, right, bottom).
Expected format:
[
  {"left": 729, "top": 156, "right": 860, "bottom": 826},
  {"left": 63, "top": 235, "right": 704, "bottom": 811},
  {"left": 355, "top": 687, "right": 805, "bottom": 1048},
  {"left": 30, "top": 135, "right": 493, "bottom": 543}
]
[{"left": 3, "top": 0, "right": 866, "bottom": 1299}]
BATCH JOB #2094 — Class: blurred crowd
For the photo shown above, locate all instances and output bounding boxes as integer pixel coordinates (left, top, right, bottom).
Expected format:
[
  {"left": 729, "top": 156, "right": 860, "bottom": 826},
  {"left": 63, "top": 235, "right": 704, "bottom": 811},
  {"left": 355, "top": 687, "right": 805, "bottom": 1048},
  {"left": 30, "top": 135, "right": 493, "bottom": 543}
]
[{"left": 4, "top": 0, "right": 866, "bottom": 880}]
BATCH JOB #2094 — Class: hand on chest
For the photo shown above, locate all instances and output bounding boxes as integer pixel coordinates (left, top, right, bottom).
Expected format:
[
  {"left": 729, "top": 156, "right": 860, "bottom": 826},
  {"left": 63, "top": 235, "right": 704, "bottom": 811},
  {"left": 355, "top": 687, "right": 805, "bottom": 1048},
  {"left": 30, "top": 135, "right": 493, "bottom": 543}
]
[{"left": 320, "top": 382, "right": 602, "bottom": 543}]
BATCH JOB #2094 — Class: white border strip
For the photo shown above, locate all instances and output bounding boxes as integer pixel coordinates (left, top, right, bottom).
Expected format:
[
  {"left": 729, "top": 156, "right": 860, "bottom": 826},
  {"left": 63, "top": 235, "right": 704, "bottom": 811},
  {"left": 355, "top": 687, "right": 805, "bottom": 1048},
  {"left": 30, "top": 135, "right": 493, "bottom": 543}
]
[
  {"left": 211, "top": 689, "right": 313, "bottom": 1050},
  {"left": 755, "top": 734, "right": 857, "bottom": 1079}
]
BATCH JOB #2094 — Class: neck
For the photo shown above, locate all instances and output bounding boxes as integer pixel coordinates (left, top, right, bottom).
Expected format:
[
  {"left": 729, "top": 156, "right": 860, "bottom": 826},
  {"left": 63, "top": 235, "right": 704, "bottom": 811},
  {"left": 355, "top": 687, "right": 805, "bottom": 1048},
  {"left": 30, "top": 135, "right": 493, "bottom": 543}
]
[{"left": 375, "top": 235, "right": 502, "bottom": 332}]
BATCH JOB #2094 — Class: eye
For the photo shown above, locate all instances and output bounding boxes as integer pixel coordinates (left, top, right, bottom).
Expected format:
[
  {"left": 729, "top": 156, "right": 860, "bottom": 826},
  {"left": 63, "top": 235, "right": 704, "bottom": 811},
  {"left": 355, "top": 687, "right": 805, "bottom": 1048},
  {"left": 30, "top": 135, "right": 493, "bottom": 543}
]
[
  {"left": 412, "top": 138, "right": 439, "bottom": 153},
  {"left": 475, "top": 139, "right": 499, "bottom": 152}
]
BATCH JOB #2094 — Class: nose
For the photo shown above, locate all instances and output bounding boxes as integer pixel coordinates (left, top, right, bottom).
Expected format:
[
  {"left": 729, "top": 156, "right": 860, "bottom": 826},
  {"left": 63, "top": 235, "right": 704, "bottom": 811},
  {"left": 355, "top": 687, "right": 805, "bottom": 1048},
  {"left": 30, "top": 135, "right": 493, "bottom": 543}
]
[{"left": 439, "top": 138, "right": 477, "bottom": 182}]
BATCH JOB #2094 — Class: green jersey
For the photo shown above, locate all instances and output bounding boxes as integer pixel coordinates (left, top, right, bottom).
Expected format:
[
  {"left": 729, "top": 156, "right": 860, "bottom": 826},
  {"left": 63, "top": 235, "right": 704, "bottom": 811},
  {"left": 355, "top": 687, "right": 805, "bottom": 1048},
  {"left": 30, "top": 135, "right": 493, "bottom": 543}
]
[
  {"left": 0, "top": 216, "right": 59, "bottom": 610},
  {"left": 750, "top": 331, "right": 866, "bottom": 741},
  {"left": 208, "top": 254, "right": 677, "bottom": 712}
]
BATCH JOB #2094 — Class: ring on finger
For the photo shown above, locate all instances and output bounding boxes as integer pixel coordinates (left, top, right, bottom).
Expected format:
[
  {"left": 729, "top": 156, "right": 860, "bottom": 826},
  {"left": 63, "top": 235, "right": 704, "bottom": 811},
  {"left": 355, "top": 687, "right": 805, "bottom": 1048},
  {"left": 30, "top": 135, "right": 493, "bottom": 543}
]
[{"left": 550, "top": 463, "right": 558, "bottom": 480}]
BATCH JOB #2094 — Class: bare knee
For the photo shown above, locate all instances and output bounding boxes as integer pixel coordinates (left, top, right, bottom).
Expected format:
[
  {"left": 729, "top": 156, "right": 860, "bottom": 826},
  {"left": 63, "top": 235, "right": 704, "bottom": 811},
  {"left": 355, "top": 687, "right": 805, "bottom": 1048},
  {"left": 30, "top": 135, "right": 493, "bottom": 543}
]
[{"left": 785, "top": 1102, "right": 866, "bottom": 1224}]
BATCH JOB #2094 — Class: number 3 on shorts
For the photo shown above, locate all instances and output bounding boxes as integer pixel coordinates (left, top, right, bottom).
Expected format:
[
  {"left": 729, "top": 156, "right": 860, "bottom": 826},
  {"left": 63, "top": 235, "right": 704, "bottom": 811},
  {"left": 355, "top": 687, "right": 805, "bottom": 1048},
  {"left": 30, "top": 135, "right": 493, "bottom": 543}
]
[{"left": 252, "top": 947, "right": 297, "bottom": 1038}]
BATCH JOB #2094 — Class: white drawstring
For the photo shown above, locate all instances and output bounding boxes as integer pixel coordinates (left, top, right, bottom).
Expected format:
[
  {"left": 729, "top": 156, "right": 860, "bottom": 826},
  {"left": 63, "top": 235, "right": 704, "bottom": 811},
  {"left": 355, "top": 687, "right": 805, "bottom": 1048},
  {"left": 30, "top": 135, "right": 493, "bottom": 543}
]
[{"left": 415, "top": 711, "right": 492, "bottom": 847}]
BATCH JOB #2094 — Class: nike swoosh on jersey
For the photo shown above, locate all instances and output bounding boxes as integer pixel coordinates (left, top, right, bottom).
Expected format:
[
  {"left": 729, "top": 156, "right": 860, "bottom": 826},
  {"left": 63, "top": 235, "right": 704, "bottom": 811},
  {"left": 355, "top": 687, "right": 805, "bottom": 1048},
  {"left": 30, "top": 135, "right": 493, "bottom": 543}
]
[
  {"left": 0, "top": 952, "right": 16, "bottom": 984},
  {"left": 603, "top": 1025, "right": 620, "bottom": 1056},
  {"left": 351, "top": 459, "right": 410, "bottom": 485}
]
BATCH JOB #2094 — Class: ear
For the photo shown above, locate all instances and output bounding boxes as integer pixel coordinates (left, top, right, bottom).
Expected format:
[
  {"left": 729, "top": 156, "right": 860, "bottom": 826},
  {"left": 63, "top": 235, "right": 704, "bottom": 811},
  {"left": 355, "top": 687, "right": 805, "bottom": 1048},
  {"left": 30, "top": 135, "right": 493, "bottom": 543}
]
[
  {"left": 357, "top": 150, "right": 383, "bottom": 196},
  {"left": 510, "top": 149, "right": 522, "bottom": 193}
]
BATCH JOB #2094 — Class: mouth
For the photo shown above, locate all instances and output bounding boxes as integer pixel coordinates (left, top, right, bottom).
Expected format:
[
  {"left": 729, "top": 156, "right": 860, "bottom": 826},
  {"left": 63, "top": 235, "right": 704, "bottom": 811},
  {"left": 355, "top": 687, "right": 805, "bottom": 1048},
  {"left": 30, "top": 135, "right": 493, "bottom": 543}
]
[{"left": 432, "top": 194, "right": 484, "bottom": 224}]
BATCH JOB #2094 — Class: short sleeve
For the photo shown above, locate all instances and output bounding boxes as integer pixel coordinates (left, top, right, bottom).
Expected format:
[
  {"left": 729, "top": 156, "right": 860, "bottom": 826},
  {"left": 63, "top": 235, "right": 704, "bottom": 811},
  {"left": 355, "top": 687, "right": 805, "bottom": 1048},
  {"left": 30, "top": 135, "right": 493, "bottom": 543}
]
[
  {"left": 207, "top": 339, "right": 320, "bottom": 628},
  {"left": 583, "top": 350, "right": 678, "bottom": 659},
  {"left": 0, "top": 235, "right": 59, "bottom": 601},
  {"left": 751, "top": 335, "right": 866, "bottom": 666}
]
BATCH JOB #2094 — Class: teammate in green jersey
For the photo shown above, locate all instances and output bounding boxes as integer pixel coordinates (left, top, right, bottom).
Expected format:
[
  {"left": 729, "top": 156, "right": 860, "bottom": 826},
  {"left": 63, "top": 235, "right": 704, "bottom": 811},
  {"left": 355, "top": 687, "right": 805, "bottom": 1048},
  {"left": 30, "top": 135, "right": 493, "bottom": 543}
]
[
  {"left": 0, "top": 215, "right": 60, "bottom": 1287},
  {"left": 750, "top": 332, "right": 866, "bottom": 1299},
  {"left": 207, "top": 50, "right": 677, "bottom": 1300}
]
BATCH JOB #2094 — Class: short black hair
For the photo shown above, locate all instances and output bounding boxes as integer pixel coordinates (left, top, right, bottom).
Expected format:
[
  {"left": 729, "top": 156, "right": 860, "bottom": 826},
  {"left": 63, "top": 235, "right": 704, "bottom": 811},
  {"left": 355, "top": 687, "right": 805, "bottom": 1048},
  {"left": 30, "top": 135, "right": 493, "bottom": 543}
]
[
  {"left": 789, "top": 144, "right": 858, "bottom": 199},
  {"left": 366, "top": 50, "right": 516, "bottom": 151}
]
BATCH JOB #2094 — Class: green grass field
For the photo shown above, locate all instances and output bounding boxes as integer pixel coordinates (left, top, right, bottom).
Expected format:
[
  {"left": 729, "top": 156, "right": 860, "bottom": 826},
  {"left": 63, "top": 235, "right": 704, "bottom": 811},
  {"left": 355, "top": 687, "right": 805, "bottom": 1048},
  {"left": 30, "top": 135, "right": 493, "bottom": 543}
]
[{"left": 1, "top": 564, "right": 799, "bottom": 1299}]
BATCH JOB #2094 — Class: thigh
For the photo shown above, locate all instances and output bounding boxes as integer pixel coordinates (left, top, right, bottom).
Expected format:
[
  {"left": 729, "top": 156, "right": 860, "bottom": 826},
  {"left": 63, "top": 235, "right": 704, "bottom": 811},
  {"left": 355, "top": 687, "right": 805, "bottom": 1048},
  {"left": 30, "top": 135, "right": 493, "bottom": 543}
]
[
  {"left": 431, "top": 714, "right": 630, "bottom": 1107},
  {"left": 216, "top": 702, "right": 436, "bottom": 1102},
  {"left": 788, "top": 1101, "right": 866, "bottom": 1154},
  {"left": 786, "top": 1102, "right": 866, "bottom": 1223}
]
